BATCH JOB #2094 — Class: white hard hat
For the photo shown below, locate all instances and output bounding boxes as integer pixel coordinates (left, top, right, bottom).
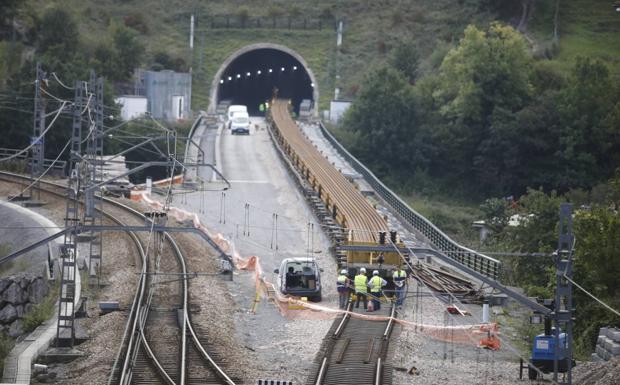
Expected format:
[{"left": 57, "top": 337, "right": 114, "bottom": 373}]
[
  {"left": 341, "top": 269, "right": 348, "bottom": 275},
  {"left": 373, "top": 270, "right": 379, "bottom": 275},
  {"left": 360, "top": 267, "right": 366, "bottom": 273}
]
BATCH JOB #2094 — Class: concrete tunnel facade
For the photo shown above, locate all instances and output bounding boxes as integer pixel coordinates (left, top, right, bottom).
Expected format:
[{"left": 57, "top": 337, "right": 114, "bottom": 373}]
[{"left": 209, "top": 43, "right": 319, "bottom": 116}]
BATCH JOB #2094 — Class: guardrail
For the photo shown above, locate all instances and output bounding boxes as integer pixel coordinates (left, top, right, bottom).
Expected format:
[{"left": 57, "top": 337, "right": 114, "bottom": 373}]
[
  {"left": 0, "top": 147, "right": 67, "bottom": 174},
  {"left": 317, "top": 122, "right": 500, "bottom": 280}
]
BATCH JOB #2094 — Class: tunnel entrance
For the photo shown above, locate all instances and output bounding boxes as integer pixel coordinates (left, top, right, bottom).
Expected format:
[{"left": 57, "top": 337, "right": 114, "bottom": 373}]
[{"left": 211, "top": 44, "right": 318, "bottom": 116}]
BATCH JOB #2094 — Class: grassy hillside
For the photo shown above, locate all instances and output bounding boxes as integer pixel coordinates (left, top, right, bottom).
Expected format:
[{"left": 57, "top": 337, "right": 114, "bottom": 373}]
[
  {"left": 192, "top": 29, "right": 334, "bottom": 110},
  {"left": 9, "top": 0, "right": 618, "bottom": 113},
  {"left": 528, "top": 0, "right": 620, "bottom": 76}
]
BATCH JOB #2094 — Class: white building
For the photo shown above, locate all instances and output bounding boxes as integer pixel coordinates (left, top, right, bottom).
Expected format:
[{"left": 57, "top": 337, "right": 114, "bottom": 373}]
[
  {"left": 115, "top": 96, "right": 147, "bottom": 121},
  {"left": 329, "top": 100, "right": 352, "bottom": 124}
]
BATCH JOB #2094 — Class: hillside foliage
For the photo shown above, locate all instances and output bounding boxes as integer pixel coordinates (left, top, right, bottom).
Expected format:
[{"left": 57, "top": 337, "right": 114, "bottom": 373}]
[{"left": 343, "top": 23, "right": 620, "bottom": 197}]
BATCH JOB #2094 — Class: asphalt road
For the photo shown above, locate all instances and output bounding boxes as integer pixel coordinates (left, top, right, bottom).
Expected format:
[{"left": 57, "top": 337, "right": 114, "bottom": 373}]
[{"left": 179, "top": 117, "right": 337, "bottom": 380}]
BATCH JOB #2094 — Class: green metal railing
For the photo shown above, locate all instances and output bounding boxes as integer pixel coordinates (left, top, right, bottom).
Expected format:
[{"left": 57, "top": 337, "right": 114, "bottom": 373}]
[{"left": 318, "top": 122, "right": 500, "bottom": 280}]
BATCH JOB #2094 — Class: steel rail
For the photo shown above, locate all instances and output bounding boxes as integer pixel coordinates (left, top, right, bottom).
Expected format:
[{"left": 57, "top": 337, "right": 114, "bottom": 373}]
[
  {"left": 0, "top": 172, "right": 230, "bottom": 384},
  {"left": 0, "top": 172, "right": 177, "bottom": 383},
  {"left": 109, "top": 217, "right": 147, "bottom": 385},
  {"left": 314, "top": 357, "right": 328, "bottom": 385},
  {"left": 270, "top": 100, "right": 387, "bottom": 242},
  {"left": 0, "top": 171, "right": 163, "bottom": 384},
  {"left": 333, "top": 302, "right": 352, "bottom": 338},
  {"left": 316, "top": 121, "right": 501, "bottom": 279}
]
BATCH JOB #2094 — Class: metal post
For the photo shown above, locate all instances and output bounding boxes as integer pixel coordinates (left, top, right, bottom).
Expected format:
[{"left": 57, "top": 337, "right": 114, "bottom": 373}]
[
  {"left": 30, "top": 62, "right": 46, "bottom": 200},
  {"left": 553, "top": 203, "right": 574, "bottom": 385},
  {"left": 334, "top": 20, "right": 343, "bottom": 100},
  {"left": 189, "top": 14, "right": 195, "bottom": 49},
  {"left": 56, "top": 80, "right": 84, "bottom": 348},
  {"left": 84, "top": 71, "right": 104, "bottom": 277}
]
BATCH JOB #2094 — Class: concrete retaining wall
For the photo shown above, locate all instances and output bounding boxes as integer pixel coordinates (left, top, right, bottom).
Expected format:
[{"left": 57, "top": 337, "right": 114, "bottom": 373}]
[{"left": 0, "top": 273, "right": 49, "bottom": 338}]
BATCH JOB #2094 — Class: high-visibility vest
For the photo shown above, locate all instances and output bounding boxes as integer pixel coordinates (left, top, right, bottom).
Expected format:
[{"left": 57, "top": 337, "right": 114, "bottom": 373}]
[
  {"left": 337, "top": 275, "right": 347, "bottom": 287},
  {"left": 370, "top": 276, "right": 383, "bottom": 292},
  {"left": 354, "top": 274, "right": 368, "bottom": 294},
  {"left": 259, "top": 104, "right": 265, "bottom": 112},
  {"left": 393, "top": 270, "right": 406, "bottom": 287}
]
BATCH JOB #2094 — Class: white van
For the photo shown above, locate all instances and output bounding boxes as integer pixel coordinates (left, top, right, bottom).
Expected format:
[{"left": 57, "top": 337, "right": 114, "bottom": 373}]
[
  {"left": 226, "top": 105, "right": 247, "bottom": 129},
  {"left": 230, "top": 111, "right": 250, "bottom": 135}
]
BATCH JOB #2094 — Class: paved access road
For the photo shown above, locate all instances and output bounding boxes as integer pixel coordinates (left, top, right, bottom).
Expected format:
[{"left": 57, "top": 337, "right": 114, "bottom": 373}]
[{"left": 181, "top": 117, "right": 337, "bottom": 382}]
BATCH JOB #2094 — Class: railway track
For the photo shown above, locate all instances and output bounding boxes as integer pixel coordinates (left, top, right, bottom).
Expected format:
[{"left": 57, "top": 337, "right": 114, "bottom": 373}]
[
  {"left": 306, "top": 303, "right": 397, "bottom": 385},
  {"left": 270, "top": 99, "right": 387, "bottom": 243},
  {"left": 0, "top": 172, "right": 238, "bottom": 385},
  {"left": 268, "top": 104, "right": 401, "bottom": 384}
]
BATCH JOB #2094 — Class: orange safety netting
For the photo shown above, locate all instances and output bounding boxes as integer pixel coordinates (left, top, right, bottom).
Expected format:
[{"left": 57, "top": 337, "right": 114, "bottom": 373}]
[{"left": 132, "top": 190, "right": 501, "bottom": 350}]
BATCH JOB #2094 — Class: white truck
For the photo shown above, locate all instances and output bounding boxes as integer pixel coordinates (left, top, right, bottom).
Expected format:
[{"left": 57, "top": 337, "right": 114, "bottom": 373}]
[
  {"left": 226, "top": 105, "right": 247, "bottom": 129},
  {"left": 230, "top": 111, "right": 251, "bottom": 135}
]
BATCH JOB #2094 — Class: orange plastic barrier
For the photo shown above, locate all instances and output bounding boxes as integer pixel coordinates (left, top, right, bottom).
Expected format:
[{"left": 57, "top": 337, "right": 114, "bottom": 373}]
[{"left": 132, "top": 190, "right": 501, "bottom": 348}]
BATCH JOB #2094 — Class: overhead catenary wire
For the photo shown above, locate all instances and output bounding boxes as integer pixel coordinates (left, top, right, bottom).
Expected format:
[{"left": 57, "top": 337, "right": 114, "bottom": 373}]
[
  {"left": 563, "top": 274, "right": 620, "bottom": 317},
  {"left": 386, "top": 237, "right": 563, "bottom": 384},
  {"left": 0, "top": 101, "right": 67, "bottom": 162},
  {"left": 7, "top": 138, "right": 72, "bottom": 202},
  {"left": 51, "top": 72, "right": 75, "bottom": 90}
]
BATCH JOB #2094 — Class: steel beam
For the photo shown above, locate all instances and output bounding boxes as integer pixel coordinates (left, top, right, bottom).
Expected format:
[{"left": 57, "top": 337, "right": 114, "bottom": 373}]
[
  {"left": 0, "top": 228, "right": 69, "bottom": 265},
  {"left": 78, "top": 225, "right": 233, "bottom": 268}
]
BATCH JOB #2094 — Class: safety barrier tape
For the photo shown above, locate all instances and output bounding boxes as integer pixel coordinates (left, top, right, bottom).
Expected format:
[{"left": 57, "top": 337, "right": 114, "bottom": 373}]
[{"left": 131, "top": 190, "right": 501, "bottom": 349}]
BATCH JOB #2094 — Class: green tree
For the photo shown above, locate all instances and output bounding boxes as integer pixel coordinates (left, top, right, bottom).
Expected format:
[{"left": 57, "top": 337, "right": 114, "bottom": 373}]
[
  {"left": 489, "top": 188, "right": 564, "bottom": 290},
  {"left": 430, "top": 22, "right": 533, "bottom": 193},
  {"left": 342, "top": 66, "right": 429, "bottom": 183},
  {"left": 572, "top": 199, "right": 620, "bottom": 356},
  {"left": 109, "top": 22, "right": 144, "bottom": 81},
  {"left": 436, "top": 23, "right": 532, "bottom": 125},
  {"left": 389, "top": 41, "right": 419, "bottom": 83},
  {"left": 557, "top": 57, "right": 620, "bottom": 189},
  {"left": 38, "top": 6, "right": 79, "bottom": 55}
]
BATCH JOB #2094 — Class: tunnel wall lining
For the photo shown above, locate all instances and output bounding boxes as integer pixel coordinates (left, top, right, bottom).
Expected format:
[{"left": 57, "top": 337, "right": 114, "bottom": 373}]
[{"left": 209, "top": 43, "right": 319, "bottom": 117}]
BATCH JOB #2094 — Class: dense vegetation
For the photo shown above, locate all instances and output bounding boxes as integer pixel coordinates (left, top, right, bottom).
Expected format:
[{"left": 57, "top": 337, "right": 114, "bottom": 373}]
[
  {"left": 339, "top": 20, "right": 620, "bottom": 358},
  {"left": 1, "top": 0, "right": 619, "bottom": 359},
  {"left": 342, "top": 23, "right": 620, "bottom": 197},
  {"left": 0, "top": 4, "right": 189, "bottom": 181}
]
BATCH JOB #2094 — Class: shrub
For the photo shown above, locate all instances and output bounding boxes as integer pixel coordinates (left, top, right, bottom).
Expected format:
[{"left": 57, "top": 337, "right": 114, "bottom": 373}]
[{"left": 22, "top": 286, "right": 56, "bottom": 333}]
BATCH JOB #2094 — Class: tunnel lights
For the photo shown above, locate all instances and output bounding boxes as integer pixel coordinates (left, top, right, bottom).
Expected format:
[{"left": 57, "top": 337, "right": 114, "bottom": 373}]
[
  {"left": 220, "top": 79, "right": 224, "bottom": 84},
  {"left": 293, "top": 66, "right": 298, "bottom": 70},
  {"left": 257, "top": 70, "right": 262, "bottom": 75},
  {"left": 236, "top": 74, "right": 241, "bottom": 79},
  {"left": 268, "top": 68, "right": 273, "bottom": 73},
  {"left": 228, "top": 76, "right": 232, "bottom": 81},
  {"left": 310, "top": 82, "right": 315, "bottom": 88},
  {"left": 281, "top": 67, "right": 285, "bottom": 72},
  {"left": 246, "top": 72, "right": 251, "bottom": 77}
]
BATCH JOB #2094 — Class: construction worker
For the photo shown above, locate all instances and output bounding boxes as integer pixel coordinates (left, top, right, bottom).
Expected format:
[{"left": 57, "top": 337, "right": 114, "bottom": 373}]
[
  {"left": 368, "top": 270, "right": 387, "bottom": 311},
  {"left": 259, "top": 103, "right": 265, "bottom": 115},
  {"left": 337, "top": 269, "right": 350, "bottom": 309},
  {"left": 354, "top": 267, "right": 368, "bottom": 310},
  {"left": 393, "top": 267, "right": 407, "bottom": 308}
]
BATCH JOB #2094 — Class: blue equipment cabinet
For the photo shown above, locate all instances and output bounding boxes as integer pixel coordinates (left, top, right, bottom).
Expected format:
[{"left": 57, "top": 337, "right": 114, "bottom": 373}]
[{"left": 528, "top": 329, "right": 574, "bottom": 380}]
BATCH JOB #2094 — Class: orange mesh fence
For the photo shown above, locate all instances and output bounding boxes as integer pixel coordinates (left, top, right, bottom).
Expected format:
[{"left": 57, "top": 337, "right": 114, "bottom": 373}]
[{"left": 133, "top": 190, "right": 501, "bottom": 349}]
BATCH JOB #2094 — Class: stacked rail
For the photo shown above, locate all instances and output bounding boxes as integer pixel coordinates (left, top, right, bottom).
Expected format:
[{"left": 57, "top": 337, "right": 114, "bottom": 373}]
[
  {"left": 269, "top": 102, "right": 398, "bottom": 384},
  {"left": 270, "top": 99, "right": 387, "bottom": 243},
  {"left": 316, "top": 121, "right": 501, "bottom": 279}
]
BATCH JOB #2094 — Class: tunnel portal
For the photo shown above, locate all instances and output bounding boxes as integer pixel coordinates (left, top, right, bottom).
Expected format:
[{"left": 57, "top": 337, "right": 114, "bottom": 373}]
[{"left": 216, "top": 47, "right": 315, "bottom": 115}]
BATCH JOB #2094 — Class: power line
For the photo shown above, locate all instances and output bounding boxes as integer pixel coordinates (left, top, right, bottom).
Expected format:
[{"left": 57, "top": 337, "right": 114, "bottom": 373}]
[
  {"left": 0, "top": 101, "right": 67, "bottom": 162},
  {"left": 563, "top": 274, "right": 620, "bottom": 317},
  {"left": 7, "top": 138, "right": 71, "bottom": 202},
  {"left": 387, "top": 237, "right": 563, "bottom": 384}
]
